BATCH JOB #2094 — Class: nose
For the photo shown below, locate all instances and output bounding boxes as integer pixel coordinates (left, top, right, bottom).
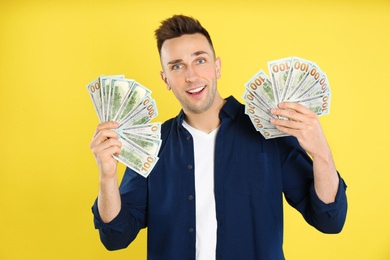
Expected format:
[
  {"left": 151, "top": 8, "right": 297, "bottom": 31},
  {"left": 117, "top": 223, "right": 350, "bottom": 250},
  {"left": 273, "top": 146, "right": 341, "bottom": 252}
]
[{"left": 185, "top": 65, "right": 200, "bottom": 83}]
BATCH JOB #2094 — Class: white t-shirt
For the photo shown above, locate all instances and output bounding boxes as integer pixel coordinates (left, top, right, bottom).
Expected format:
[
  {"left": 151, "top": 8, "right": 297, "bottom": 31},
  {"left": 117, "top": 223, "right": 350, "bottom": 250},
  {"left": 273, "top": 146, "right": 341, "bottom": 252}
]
[{"left": 183, "top": 120, "right": 219, "bottom": 260}]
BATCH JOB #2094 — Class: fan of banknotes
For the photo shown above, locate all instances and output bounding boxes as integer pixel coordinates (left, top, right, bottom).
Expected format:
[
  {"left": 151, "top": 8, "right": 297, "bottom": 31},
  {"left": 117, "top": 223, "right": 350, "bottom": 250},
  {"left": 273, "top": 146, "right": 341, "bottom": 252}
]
[
  {"left": 86, "top": 75, "right": 161, "bottom": 178},
  {"left": 242, "top": 56, "right": 331, "bottom": 139}
]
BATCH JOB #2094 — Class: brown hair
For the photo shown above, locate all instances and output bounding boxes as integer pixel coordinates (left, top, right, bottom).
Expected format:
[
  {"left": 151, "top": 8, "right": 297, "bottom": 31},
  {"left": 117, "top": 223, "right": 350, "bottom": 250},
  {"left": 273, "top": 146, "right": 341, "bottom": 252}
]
[{"left": 154, "top": 15, "right": 215, "bottom": 57}]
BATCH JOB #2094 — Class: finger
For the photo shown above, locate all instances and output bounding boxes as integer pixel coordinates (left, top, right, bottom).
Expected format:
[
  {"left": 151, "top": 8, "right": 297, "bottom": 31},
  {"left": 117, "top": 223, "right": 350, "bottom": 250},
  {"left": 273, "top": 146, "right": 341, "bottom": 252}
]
[
  {"left": 274, "top": 125, "right": 300, "bottom": 137},
  {"left": 96, "top": 145, "right": 122, "bottom": 162},
  {"left": 278, "top": 102, "right": 316, "bottom": 116},
  {"left": 113, "top": 148, "right": 122, "bottom": 157},
  {"left": 271, "top": 118, "right": 305, "bottom": 130},
  {"left": 90, "top": 130, "right": 120, "bottom": 149},
  {"left": 93, "top": 121, "right": 120, "bottom": 138},
  {"left": 270, "top": 107, "right": 307, "bottom": 122},
  {"left": 91, "top": 138, "right": 122, "bottom": 156}
]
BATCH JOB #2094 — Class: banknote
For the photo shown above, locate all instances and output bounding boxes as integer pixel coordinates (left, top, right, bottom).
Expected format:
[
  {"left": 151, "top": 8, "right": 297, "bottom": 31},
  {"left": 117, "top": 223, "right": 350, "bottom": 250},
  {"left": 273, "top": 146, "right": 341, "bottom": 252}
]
[
  {"left": 289, "top": 62, "right": 323, "bottom": 100},
  {"left": 243, "top": 57, "right": 331, "bottom": 139},
  {"left": 118, "top": 122, "right": 161, "bottom": 138},
  {"left": 282, "top": 57, "right": 314, "bottom": 101},
  {"left": 86, "top": 75, "right": 161, "bottom": 178},
  {"left": 114, "top": 138, "right": 159, "bottom": 178},
  {"left": 268, "top": 57, "right": 291, "bottom": 105},
  {"left": 244, "top": 102, "right": 275, "bottom": 123},
  {"left": 299, "top": 94, "right": 331, "bottom": 116},
  {"left": 118, "top": 93, "right": 153, "bottom": 126},
  {"left": 114, "top": 81, "right": 152, "bottom": 124},
  {"left": 86, "top": 75, "right": 104, "bottom": 122},
  {"left": 100, "top": 75, "right": 125, "bottom": 122},
  {"left": 244, "top": 69, "right": 277, "bottom": 109},
  {"left": 120, "top": 132, "right": 162, "bottom": 156},
  {"left": 108, "top": 78, "right": 135, "bottom": 121},
  {"left": 242, "top": 90, "right": 278, "bottom": 119},
  {"left": 292, "top": 72, "right": 330, "bottom": 101},
  {"left": 121, "top": 99, "right": 158, "bottom": 127},
  {"left": 248, "top": 115, "right": 288, "bottom": 139}
]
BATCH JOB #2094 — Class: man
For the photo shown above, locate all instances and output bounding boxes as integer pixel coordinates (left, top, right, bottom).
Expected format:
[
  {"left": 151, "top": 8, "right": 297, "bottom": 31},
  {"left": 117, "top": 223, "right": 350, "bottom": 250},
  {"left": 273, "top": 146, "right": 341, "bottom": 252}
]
[{"left": 90, "top": 15, "right": 347, "bottom": 260}]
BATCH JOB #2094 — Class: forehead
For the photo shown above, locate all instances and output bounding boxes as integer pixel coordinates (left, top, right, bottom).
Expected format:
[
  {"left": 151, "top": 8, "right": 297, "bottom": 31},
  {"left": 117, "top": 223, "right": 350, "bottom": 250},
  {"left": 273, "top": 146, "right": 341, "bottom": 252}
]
[{"left": 160, "top": 33, "right": 213, "bottom": 63}]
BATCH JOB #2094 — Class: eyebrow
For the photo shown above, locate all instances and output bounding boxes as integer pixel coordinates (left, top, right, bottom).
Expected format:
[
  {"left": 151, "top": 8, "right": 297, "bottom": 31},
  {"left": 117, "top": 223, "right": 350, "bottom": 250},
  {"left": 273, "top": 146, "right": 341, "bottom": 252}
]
[
  {"left": 193, "top": 50, "right": 208, "bottom": 57},
  {"left": 167, "top": 50, "right": 210, "bottom": 66}
]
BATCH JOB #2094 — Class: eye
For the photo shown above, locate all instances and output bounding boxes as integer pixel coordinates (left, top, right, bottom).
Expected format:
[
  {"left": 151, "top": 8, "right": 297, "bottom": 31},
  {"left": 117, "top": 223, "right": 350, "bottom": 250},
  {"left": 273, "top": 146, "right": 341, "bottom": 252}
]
[
  {"left": 172, "top": 64, "right": 182, "bottom": 70},
  {"left": 197, "top": 58, "right": 206, "bottom": 64}
]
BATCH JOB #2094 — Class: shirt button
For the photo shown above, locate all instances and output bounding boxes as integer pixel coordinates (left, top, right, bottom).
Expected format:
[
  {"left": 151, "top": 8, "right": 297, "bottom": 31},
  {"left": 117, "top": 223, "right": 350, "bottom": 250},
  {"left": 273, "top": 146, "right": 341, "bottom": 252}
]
[
  {"left": 189, "top": 227, "right": 194, "bottom": 232},
  {"left": 186, "top": 136, "right": 191, "bottom": 140},
  {"left": 188, "top": 164, "right": 193, "bottom": 170},
  {"left": 188, "top": 195, "right": 193, "bottom": 200}
]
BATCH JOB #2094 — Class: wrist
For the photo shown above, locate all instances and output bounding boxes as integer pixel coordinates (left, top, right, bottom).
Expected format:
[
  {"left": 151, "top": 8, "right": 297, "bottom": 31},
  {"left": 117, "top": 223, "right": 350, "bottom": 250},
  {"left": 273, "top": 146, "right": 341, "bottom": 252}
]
[
  {"left": 99, "top": 173, "right": 118, "bottom": 186},
  {"left": 311, "top": 150, "right": 331, "bottom": 165},
  {"left": 309, "top": 140, "right": 332, "bottom": 162}
]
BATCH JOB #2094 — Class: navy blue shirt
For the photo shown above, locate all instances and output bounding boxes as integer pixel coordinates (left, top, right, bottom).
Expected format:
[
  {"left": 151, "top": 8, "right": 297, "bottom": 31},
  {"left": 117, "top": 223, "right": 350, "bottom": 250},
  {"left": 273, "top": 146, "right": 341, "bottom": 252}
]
[{"left": 92, "top": 96, "right": 347, "bottom": 260}]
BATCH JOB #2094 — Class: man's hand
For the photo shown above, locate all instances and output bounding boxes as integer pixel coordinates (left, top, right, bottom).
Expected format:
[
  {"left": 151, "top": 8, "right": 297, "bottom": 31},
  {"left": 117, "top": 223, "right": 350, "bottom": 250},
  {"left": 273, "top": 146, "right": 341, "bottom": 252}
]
[
  {"left": 270, "top": 102, "right": 329, "bottom": 160},
  {"left": 89, "top": 121, "right": 122, "bottom": 180},
  {"left": 270, "top": 102, "right": 339, "bottom": 204},
  {"left": 90, "top": 121, "right": 123, "bottom": 223}
]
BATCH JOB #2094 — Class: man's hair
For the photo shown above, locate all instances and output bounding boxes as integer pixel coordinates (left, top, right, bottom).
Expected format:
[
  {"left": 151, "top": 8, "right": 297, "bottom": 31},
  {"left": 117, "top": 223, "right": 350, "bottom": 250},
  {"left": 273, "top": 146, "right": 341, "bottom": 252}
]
[{"left": 154, "top": 15, "right": 215, "bottom": 57}]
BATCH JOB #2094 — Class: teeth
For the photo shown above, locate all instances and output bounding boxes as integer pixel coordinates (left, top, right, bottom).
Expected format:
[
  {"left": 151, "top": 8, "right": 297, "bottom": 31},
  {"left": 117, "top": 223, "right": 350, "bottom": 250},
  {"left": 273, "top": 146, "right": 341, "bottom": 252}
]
[{"left": 188, "top": 86, "right": 205, "bottom": 94}]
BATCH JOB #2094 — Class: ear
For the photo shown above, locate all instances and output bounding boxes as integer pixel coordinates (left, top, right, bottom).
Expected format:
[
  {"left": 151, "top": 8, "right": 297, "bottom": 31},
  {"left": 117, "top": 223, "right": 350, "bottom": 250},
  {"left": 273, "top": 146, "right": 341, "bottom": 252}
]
[
  {"left": 215, "top": 57, "right": 222, "bottom": 79},
  {"left": 160, "top": 71, "right": 171, "bottom": 90}
]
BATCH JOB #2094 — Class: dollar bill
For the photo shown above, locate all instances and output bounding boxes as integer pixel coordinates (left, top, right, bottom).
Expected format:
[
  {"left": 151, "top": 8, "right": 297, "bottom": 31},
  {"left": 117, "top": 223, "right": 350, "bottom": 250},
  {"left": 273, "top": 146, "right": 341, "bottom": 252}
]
[
  {"left": 268, "top": 57, "right": 292, "bottom": 104},
  {"left": 293, "top": 72, "right": 330, "bottom": 101},
  {"left": 114, "top": 138, "right": 159, "bottom": 178},
  {"left": 118, "top": 122, "right": 162, "bottom": 138},
  {"left": 115, "top": 82, "right": 152, "bottom": 124},
  {"left": 244, "top": 102, "right": 274, "bottom": 123},
  {"left": 282, "top": 57, "right": 314, "bottom": 101},
  {"left": 246, "top": 114, "right": 274, "bottom": 129},
  {"left": 107, "top": 78, "right": 135, "bottom": 121},
  {"left": 118, "top": 130, "right": 161, "bottom": 140},
  {"left": 298, "top": 94, "right": 331, "bottom": 116},
  {"left": 119, "top": 95, "right": 153, "bottom": 125},
  {"left": 245, "top": 69, "right": 277, "bottom": 109},
  {"left": 100, "top": 75, "right": 125, "bottom": 121},
  {"left": 289, "top": 62, "right": 323, "bottom": 100},
  {"left": 86, "top": 75, "right": 161, "bottom": 178},
  {"left": 248, "top": 115, "right": 288, "bottom": 139},
  {"left": 121, "top": 99, "right": 158, "bottom": 127},
  {"left": 242, "top": 90, "right": 277, "bottom": 119},
  {"left": 86, "top": 75, "right": 104, "bottom": 122},
  {"left": 120, "top": 132, "right": 162, "bottom": 156},
  {"left": 243, "top": 57, "right": 332, "bottom": 139}
]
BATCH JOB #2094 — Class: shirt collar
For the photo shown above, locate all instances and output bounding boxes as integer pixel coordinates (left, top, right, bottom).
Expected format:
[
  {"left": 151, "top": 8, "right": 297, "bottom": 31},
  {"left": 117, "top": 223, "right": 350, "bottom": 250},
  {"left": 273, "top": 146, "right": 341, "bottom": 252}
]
[
  {"left": 175, "top": 95, "right": 241, "bottom": 128},
  {"left": 219, "top": 95, "right": 241, "bottom": 120}
]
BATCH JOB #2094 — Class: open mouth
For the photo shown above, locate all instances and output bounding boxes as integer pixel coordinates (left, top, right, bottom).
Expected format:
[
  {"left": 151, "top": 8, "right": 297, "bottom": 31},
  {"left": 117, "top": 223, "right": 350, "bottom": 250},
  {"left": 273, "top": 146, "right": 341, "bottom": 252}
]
[{"left": 187, "top": 86, "right": 206, "bottom": 96}]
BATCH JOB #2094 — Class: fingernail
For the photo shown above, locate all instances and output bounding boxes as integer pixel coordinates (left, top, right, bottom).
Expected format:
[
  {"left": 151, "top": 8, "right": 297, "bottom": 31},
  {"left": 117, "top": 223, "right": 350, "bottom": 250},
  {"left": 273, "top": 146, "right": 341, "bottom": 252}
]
[
  {"left": 271, "top": 119, "right": 275, "bottom": 123},
  {"left": 271, "top": 108, "right": 276, "bottom": 114},
  {"left": 114, "top": 122, "right": 119, "bottom": 127},
  {"left": 279, "top": 102, "right": 284, "bottom": 108}
]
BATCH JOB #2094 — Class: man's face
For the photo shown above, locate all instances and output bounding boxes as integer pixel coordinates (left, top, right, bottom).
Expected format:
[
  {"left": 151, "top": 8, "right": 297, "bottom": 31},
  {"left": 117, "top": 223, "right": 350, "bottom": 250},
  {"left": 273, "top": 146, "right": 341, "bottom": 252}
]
[{"left": 160, "top": 33, "right": 221, "bottom": 115}]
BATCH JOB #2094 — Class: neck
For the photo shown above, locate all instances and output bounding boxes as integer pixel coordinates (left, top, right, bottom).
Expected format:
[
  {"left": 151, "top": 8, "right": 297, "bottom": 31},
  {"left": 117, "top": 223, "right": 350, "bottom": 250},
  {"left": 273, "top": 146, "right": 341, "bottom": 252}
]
[{"left": 184, "top": 92, "right": 226, "bottom": 134}]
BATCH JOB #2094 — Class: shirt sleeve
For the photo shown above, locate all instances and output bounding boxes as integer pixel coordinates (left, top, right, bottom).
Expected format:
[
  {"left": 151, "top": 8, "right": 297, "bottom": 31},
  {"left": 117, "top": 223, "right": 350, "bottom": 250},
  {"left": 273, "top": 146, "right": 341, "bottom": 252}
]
[
  {"left": 91, "top": 167, "right": 148, "bottom": 250},
  {"left": 279, "top": 136, "right": 348, "bottom": 234}
]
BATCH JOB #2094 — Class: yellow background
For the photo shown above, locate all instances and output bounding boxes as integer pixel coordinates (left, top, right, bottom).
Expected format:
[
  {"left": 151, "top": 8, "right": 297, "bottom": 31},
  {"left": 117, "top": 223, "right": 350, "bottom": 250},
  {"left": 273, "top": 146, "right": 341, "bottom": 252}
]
[{"left": 1, "top": 0, "right": 389, "bottom": 259}]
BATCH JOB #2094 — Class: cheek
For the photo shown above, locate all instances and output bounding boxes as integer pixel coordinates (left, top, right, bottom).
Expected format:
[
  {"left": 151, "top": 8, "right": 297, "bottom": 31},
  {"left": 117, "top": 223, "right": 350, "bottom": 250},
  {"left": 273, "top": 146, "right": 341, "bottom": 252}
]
[
  {"left": 198, "top": 67, "right": 217, "bottom": 79},
  {"left": 169, "top": 76, "right": 182, "bottom": 86},
  {"left": 166, "top": 71, "right": 182, "bottom": 83},
  {"left": 167, "top": 74, "right": 185, "bottom": 90}
]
